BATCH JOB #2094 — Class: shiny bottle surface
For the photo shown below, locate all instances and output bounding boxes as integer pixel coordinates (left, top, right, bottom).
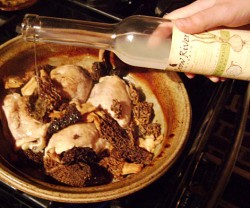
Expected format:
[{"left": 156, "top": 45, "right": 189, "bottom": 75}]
[{"left": 21, "top": 14, "right": 172, "bottom": 70}]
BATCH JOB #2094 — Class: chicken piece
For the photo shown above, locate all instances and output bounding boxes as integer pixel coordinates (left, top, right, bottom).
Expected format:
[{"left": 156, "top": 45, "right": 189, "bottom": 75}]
[
  {"left": 45, "top": 123, "right": 111, "bottom": 156},
  {"left": 50, "top": 65, "right": 93, "bottom": 102},
  {"left": 87, "top": 75, "right": 132, "bottom": 128},
  {"left": 2, "top": 93, "right": 49, "bottom": 152}
]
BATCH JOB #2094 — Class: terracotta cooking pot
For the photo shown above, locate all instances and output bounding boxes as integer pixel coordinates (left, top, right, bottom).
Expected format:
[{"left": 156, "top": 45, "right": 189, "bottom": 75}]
[{"left": 0, "top": 36, "right": 191, "bottom": 203}]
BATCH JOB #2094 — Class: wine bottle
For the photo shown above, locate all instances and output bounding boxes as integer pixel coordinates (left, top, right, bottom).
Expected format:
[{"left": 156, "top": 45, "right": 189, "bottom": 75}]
[{"left": 21, "top": 14, "right": 250, "bottom": 80}]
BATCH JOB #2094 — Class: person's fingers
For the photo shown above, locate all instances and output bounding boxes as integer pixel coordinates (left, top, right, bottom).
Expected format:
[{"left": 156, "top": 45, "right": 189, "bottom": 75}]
[
  {"left": 220, "top": 78, "right": 227, "bottom": 82},
  {"left": 185, "top": 73, "right": 195, "bottom": 79},
  {"left": 185, "top": 74, "right": 225, "bottom": 82},
  {"left": 164, "top": 0, "right": 216, "bottom": 20},
  {"left": 170, "top": 0, "right": 250, "bottom": 34},
  {"left": 173, "top": 4, "right": 232, "bottom": 34},
  {"left": 206, "top": 75, "right": 221, "bottom": 83},
  {"left": 148, "top": 22, "right": 173, "bottom": 47},
  {"left": 185, "top": 73, "right": 225, "bottom": 82}
]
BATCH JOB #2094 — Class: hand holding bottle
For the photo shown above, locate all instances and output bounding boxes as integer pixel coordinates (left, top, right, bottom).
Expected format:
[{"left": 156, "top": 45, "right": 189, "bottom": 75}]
[
  {"left": 21, "top": 11, "right": 250, "bottom": 81},
  {"left": 164, "top": 0, "right": 250, "bottom": 82},
  {"left": 164, "top": 0, "right": 250, "bottom": 34}
]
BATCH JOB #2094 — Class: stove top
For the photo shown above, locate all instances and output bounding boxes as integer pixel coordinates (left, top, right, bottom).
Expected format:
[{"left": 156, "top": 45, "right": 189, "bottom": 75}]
[{"left": 0, "top": 1, "right": 249, "bottom": 208}]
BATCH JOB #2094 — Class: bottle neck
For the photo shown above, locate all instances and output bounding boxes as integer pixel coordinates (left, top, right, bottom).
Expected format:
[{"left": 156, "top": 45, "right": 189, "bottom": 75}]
[{"left": 21, "top": 14, "right": 115, "bottom": 49}]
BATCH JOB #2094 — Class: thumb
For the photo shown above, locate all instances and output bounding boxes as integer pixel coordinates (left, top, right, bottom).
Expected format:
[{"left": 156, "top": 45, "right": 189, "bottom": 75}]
[{"left": 174, "top": 4, "right": 230, "bottom": 34}]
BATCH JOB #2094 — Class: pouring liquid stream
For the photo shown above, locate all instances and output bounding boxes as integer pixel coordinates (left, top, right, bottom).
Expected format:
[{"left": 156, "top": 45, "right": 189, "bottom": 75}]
[{"left": 33, "top": 37, "right": 40, "bottom": 93}]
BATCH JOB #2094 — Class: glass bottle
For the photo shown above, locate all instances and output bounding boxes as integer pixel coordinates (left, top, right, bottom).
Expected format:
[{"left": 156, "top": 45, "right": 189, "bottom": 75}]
[
  {"left": 21, "top": 14, "right": 250, "bottom": 80},
  {"left": 21, "top": 14, "right": 171, "bottom": 70}
]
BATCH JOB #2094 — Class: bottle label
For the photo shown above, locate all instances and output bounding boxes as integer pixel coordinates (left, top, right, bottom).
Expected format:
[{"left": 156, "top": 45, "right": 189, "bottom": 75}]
[{"left": 167, "top": 26, "right": 250, "bottom": 80}]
